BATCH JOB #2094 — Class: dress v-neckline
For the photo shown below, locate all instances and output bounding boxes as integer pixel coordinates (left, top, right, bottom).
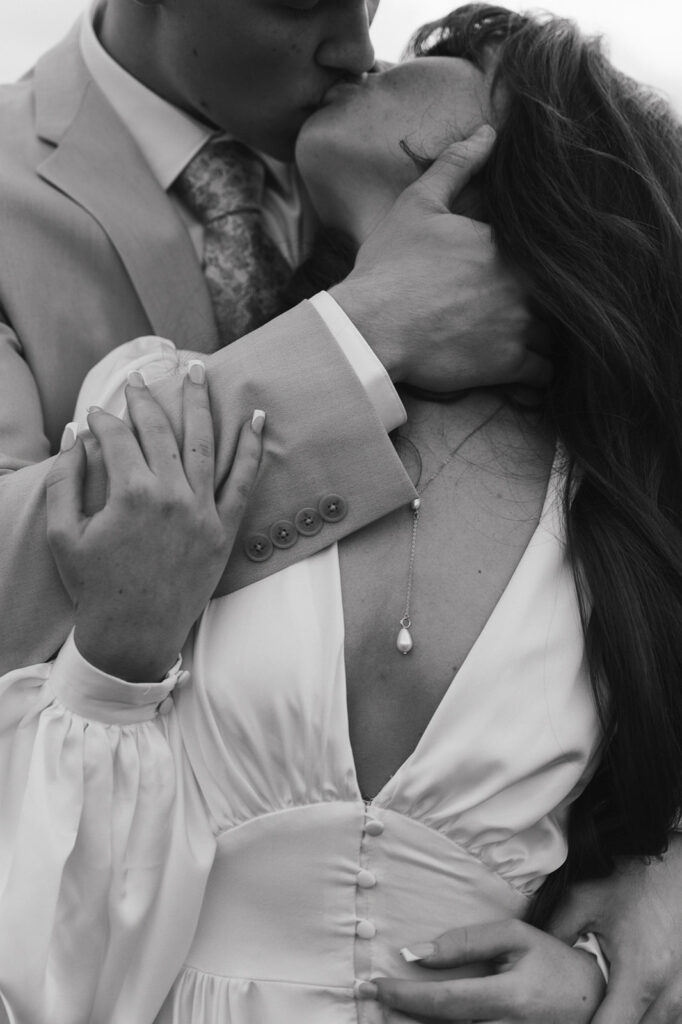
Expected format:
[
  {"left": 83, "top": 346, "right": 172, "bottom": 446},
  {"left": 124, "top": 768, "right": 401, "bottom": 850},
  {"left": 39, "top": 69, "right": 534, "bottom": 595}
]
[{"left": 337, "top": 446, "right": 564, "bottom": 807}]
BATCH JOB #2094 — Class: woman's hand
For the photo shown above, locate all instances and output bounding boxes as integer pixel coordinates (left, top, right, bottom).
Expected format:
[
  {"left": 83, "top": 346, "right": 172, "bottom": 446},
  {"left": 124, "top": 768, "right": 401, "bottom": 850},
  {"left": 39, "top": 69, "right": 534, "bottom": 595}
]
[
  {"left": 363, "top": 919, "right": 605, "bottom": 1023},
  {"left": 46, "top": 362, "right": 264, "bottom": 682}
]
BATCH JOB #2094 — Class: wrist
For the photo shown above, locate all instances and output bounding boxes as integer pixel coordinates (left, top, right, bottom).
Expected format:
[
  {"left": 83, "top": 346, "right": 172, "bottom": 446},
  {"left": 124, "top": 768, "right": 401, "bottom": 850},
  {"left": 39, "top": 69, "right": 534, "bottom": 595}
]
[
  {"left": 330, "top": 278, "right": 403, "bottom": 382},
  {"left": 74, "top": 623, "right": 179, "bottom": 684}
]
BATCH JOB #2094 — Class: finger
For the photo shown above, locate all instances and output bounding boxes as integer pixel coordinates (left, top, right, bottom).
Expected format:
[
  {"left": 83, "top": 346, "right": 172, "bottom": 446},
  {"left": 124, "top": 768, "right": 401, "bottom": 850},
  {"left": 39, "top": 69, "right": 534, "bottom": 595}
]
[
  {"left": 401, "top": 920, "right": 530, "bottom": 970},
  {"left": 125, "top": 371, "right": 185, "bottom": 483},
  {"left": 524, "top": 317, "right": 553, "bottom": 359},
  {"left": 182, "top": 360, "right": 215, "bottom": 502},
  {"left": 215, "top": 411, "right": 265, "bottom": 527},
  {"left": 372, "top": 975, "right": 509, "bottom": 1020},
  {"left": 45, "top": 424, "right": 86, "bottom": 553},
  {"left": 86, "top": 406, "right": 150, "bottom": 497},
  {"left": 509, "top": 350, "right": 553, "bottom": 389},
  {"left": 408, "top": 124, "right": 496, "bottom": 212},
  {"left": 590, "top": 973, "right": 653, "bottom": 1024}
]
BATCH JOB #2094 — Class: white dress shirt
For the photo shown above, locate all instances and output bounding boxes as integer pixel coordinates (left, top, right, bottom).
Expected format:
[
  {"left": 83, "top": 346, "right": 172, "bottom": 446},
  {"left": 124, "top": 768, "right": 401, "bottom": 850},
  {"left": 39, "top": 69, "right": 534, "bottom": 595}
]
[{"left": 79, "top": 2, "right": 405, "bottom": 432}]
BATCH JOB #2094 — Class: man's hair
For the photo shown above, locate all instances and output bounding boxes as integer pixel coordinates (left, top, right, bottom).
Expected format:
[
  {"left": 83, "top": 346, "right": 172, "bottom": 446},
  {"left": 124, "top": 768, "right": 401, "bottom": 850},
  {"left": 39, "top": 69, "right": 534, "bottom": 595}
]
[{"left": 289, "top": 4, "right": 682, "bottom": 913}]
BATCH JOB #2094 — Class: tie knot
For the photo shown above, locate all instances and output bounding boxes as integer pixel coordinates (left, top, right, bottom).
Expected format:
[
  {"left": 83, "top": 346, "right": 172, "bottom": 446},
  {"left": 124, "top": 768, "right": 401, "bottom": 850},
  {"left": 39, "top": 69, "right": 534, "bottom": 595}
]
[{"left": 176, "top": 139, "right": 266, "bottom": 223}]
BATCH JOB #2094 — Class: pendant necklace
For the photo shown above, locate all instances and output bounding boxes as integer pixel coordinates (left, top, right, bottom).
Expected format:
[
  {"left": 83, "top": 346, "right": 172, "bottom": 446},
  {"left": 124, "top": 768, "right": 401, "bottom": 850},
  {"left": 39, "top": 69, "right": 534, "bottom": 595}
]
[{"left": 394, "top": 404, "right": 503, "bottom": 655}]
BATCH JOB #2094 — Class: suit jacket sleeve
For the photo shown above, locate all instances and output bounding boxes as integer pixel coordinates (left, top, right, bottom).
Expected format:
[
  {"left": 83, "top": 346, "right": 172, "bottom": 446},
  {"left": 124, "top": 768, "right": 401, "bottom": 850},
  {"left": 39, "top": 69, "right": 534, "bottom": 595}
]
[{"left": 0, "top": 302, "right": 415, "bottom": 674}]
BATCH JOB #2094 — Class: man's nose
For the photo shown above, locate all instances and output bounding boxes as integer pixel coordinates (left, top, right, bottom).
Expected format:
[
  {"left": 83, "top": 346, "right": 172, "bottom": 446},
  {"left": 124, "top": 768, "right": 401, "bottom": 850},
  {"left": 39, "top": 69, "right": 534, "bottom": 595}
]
[{"left": 316, "top": 0, "right": 376, "bottom": 77}]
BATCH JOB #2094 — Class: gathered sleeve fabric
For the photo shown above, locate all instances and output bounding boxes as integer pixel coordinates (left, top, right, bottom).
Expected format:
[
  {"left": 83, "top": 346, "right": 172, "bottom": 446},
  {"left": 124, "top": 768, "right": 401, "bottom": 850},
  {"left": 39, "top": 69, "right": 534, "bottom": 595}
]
[{"left": 0, "top": 632, "right": 216, "bottom": 1024}]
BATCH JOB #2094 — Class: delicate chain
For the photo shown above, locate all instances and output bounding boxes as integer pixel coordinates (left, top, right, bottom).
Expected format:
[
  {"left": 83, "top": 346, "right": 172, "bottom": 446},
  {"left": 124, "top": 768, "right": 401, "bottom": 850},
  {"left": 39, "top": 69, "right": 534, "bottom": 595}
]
[
  {"left": 399, "top": 503, "right": 420, "bottom": 631},
  {"left": 395, "top": 403, "right": 503, "bottom": 655}
]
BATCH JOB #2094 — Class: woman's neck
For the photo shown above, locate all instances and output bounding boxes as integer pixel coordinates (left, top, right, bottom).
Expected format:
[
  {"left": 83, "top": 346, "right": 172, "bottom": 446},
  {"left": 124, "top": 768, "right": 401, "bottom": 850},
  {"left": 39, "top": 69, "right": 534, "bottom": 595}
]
[{"left": 395, "top": 388, "right": 553, "bottom": 492}]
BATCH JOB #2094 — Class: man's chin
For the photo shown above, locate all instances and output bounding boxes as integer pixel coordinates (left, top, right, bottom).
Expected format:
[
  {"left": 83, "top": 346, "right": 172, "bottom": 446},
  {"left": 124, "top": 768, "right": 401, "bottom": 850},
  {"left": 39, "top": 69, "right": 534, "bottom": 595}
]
[{"left": 242, "top": 118, "right": 309, "bottom": 164}]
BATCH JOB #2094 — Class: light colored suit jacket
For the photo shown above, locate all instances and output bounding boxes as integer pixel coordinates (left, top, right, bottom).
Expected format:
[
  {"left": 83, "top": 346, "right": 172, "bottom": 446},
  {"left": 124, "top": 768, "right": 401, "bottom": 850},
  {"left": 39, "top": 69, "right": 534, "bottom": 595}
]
[{"left": 0, "top": 27, "right": 414, "bottom": 674}]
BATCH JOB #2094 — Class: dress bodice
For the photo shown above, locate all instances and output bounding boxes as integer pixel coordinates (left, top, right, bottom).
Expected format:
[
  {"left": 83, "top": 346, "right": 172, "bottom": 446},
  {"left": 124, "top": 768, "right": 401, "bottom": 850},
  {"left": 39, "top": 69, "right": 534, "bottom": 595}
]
[{"left": 156, "top": 457, "right": 600, "bottom": 1023}]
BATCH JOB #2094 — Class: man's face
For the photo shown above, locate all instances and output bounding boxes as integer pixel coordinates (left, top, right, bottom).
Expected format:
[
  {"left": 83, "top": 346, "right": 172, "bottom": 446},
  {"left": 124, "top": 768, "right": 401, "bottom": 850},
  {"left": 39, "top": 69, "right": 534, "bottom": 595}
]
[{"left": 157, "top": 0, "right": 379, "bottom": 160}]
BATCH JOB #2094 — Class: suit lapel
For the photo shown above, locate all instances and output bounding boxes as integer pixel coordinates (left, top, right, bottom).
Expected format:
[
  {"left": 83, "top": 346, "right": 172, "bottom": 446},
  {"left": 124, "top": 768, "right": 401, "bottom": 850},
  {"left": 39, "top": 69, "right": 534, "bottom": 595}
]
[{"left": 34, "top": 30, "right": 219, "bottom": 353}]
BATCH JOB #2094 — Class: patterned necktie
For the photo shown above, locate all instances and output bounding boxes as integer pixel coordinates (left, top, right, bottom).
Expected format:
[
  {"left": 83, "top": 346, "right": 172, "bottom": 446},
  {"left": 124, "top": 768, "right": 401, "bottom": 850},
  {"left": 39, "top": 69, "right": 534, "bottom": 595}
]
[{"left": 175, "top": 139, "right": 291, "bottom": 344}]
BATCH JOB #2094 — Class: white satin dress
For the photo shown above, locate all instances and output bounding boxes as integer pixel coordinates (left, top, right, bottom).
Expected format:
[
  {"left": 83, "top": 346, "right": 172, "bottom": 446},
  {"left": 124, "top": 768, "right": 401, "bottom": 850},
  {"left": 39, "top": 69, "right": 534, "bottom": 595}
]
[{"left": 0, "top": 340, "right": 602, "bottom": 1024}]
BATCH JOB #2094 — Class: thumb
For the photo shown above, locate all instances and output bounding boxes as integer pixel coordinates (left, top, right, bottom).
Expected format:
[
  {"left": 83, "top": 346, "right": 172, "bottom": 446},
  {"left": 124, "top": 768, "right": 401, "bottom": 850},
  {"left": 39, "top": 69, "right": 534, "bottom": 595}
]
[
  {"left": 410, "top": 123, "right": 496, "bottom": 211},
  {"left": 45, "top": 425, "right": 86, "bottom": 554},
  {"left": 400, "top": 920, "right": 527, "bottom": 970},
  {"left": 589, "top": 968, "right": 652, "bottom": 1024}
]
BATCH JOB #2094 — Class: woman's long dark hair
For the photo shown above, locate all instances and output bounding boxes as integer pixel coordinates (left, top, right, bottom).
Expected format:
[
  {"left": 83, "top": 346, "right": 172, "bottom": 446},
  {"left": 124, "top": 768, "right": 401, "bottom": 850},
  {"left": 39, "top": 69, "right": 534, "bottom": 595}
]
[
  {"left": 288, "top": 6, "right": 682, "bottom": 916},
  {"left": 408, "top": 5, "right": 682, "bottom": 920}
]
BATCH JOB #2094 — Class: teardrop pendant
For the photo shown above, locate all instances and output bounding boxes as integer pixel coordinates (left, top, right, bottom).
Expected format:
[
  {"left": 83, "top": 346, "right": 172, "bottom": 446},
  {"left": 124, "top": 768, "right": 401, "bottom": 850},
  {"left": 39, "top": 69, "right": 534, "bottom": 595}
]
[{"left": 396, "top": 626, "right": 414, "bottom": 655}]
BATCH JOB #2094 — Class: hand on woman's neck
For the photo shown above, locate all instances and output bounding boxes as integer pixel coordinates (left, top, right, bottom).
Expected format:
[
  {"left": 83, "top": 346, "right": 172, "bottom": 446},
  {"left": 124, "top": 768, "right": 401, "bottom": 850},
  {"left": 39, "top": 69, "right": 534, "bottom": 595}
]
[
  {"left": 341, "top": 188, "right": 401, "bottom": 247},
  {"left": 337, "top": 165, "right": 485, "bottom": 247}
]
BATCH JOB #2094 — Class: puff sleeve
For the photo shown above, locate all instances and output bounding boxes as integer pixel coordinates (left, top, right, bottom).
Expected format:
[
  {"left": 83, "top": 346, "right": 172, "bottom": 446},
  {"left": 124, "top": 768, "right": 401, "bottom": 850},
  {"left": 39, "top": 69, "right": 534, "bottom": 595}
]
[{"left": 0, "top": 632, "right": 216, "bottom": 1024}]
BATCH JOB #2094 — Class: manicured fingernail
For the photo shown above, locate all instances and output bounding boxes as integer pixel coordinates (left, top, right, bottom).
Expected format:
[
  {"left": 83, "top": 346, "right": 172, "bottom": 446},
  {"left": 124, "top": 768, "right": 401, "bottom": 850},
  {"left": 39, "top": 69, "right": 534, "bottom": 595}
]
[
  {"left": 251, "top": 409, "right": 266, "bottom": 436},
  {"left": 86, "top": 405, "right": 102, "bottom": 415},
  {"left": 355, "top": 981, "right": 378, "bottom": 999},
  {"left": 187, "top": 359, "right": 206, "bottom": 385},
  {"left": 400, "top": 943, "right": 435, "bottom": 962},
  {"left": 127, "top": 369, "right": 146, "bottom": 388},
  {"left": 60, "top": 422, "right": 78, "bottom": 452}
]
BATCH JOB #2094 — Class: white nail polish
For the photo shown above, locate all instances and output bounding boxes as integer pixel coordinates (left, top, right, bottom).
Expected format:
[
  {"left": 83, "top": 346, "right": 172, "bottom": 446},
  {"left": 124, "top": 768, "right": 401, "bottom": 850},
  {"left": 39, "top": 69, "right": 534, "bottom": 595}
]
[
  {"left": 251, "top": 409, "right": 266, "bottom": 436},
  {"left": 400, "top": 944, "right": 434, "bottom": 962},
  {"left": 60, "top": 422, "right": 78, "bottom": 452},
  {"left": 187, "top": 359, "right": 206, "bottom": 385}
]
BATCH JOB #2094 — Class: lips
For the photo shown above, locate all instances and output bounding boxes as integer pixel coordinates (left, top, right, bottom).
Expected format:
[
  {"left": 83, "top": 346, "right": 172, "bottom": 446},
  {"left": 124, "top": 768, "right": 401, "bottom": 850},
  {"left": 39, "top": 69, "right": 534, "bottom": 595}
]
[{"left": 319, "top": 78, "right": 363, "bottom": 107}]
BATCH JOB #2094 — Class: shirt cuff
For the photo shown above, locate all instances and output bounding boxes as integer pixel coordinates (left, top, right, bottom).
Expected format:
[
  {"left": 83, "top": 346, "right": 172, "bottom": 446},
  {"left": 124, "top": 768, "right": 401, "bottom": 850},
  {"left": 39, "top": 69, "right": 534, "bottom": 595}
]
[
  {"left": 309, "top": 292, "right": 406, "bottom": 432},
  {"left": 47, "top": 630, "right": 187, "bottom": 726}
]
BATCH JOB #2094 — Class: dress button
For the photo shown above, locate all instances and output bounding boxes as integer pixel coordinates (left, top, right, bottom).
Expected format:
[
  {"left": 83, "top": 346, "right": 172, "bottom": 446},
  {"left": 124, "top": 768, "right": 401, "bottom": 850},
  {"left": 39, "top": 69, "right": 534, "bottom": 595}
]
[
  {"left": 357, "top": 869, "right": 377, "bottom": 889},
  {"left": 269, "top": 519, "right": 297, "bottom": 549},
  {"left": 356, "top": 919, "right": 377, "bottom": 940},
  {"left": 318, "top": 494, "right": 348, "bottom": 523},
  {"left": 294, "top": 507, "right": 324, "bottom": 537},
  {"left": 156, "top": 695, "right": 173, "bottom": 716},
  {"left": 365, "top": 819, "right": 384, "bottom": 837},
  {"left": 243, "top": 533, "right": 273, "bottom": 562}
]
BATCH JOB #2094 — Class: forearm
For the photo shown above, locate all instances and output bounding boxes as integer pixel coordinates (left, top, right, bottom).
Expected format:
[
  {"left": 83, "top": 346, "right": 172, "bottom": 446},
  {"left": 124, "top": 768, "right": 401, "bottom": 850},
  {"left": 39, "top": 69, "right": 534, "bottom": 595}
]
[
  {"left": 0, "top": 300, "right": 414, "bottom": 677},
  {"left": 146, "top": 301, "right": 415, "bottom": 597}
]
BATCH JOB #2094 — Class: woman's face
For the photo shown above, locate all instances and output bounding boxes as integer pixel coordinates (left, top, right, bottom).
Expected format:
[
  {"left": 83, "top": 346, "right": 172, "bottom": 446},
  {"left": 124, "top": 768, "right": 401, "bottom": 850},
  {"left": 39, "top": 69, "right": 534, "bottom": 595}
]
[{"left": 296, "top": 56, "right": 495, "bottom": 236}]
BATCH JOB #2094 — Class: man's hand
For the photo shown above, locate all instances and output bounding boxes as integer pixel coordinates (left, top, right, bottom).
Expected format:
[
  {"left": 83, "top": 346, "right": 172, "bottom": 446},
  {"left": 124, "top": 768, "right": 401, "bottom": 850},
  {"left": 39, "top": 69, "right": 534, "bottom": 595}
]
[
  {"left": 361, "top": 920, "right": 604, "bottom": 1022},
  {"left": 548, "top": 837, "right": 682, "bottom": 1023},
  {"left": 331, "top": 125, "right": 551, "bottom": 394}
]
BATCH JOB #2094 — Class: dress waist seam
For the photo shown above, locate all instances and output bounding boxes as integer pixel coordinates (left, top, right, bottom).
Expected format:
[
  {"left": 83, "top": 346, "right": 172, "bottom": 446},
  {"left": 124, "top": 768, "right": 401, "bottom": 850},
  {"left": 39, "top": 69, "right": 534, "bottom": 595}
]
[
  {"left": 179, "top": 962, "right": 355, "bottom": 990},
  {"left": 212, "top": 801, "right": 536, "bottom": 901}
]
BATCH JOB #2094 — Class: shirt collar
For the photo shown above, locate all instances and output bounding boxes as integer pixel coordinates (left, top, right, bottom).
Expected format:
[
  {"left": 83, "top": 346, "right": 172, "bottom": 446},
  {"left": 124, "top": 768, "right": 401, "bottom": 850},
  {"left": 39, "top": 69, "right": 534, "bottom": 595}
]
[{"left": 80, "top": 1, "right": 295, "bottom": 195}]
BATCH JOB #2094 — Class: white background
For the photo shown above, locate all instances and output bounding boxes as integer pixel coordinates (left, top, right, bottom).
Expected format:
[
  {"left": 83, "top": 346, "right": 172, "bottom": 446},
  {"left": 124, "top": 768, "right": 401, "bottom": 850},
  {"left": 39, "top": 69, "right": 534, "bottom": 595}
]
[{"left": 1, "top": 0, "right": 681, "bottom": 113}]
